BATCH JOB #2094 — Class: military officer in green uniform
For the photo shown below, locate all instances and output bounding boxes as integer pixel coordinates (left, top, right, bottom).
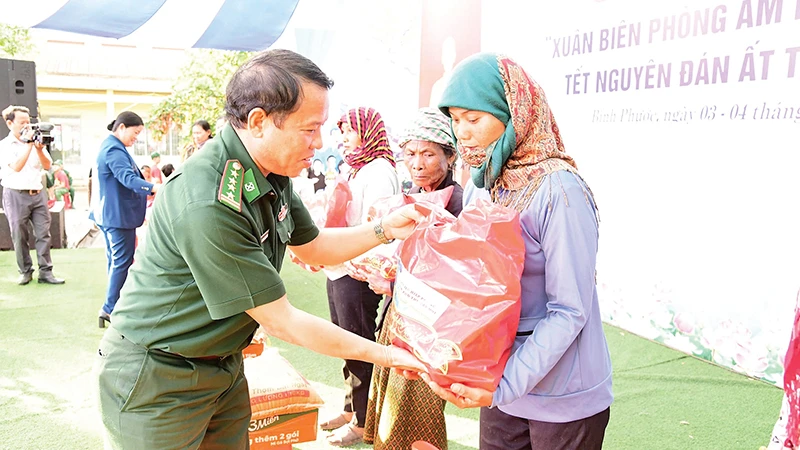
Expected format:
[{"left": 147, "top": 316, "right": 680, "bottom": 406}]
[{"left": 96, "top": 49, "right": 425, "bottom": 449}]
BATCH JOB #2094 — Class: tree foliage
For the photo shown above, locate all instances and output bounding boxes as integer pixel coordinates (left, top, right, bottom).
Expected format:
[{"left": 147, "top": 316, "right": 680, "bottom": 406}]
[
  {"left": 147, "top": 49, "right": 251, "bottom": 141},
  {"left": 0, "top": 24, "right": 33, "bottom": 58}
]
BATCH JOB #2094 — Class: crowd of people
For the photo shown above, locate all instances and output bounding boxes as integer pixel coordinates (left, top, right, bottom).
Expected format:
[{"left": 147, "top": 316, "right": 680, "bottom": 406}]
[
  {"left": 0, "top": 47, "right": 613, "bottom": 450},
  {"left": 85, "top": 48, "right": 615, "bottom": 450},
  {"left": 8, "top": 46, "right": 794, "bottom": 450}
]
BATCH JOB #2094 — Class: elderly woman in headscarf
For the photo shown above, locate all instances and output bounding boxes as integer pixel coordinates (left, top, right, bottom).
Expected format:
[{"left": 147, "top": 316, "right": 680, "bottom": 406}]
[
  {"left": 361, "top": 107, "right": 463, "bottom": 450},
  {"left": 321, "top": 106, "right": 400, "bottom": 447},
  {"left": 400, "top": 107, "right": 463, "bottom": 215},
  {"left": 422, "top": 53, "right": 613, "bottom": 450}
]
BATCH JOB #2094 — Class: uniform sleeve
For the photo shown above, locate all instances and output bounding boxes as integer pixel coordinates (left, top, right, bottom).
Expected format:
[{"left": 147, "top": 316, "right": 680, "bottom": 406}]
[
  {"left": 288, "top": 190, "right": 319, "bottom": 246},
  {"left": 106, "top": 146, "right": 154, "bottom": 195},
  {"left": 174, "top": 202, "right": 286, "bottom": 320},
  {"left": 492, "top": 173, "right": 600, "bottom": 407}
]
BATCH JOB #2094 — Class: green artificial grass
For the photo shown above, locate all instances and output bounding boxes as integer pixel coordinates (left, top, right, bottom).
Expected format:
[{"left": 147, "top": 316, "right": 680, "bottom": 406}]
[
  {"left": 0, "top": 249, "right": 784, "bottom": 449},
  {"left": 603, "top": 328, "right": 780, "bottom": 449},
  {"left": 0, "top": 249, "right": 108, "bottom": 450}
]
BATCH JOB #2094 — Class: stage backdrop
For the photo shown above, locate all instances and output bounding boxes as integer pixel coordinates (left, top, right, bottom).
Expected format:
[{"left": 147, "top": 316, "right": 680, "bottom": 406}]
[
  {"left": 483, "top": 0, "right": 800, "bottom": 386},
  {"left": 418, "top": 0, "right": 482, "bottom": 108}
]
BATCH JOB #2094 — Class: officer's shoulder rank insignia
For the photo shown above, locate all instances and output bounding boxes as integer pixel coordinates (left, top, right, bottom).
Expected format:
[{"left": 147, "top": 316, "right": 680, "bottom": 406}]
[{"left": 218, "top": 160, "right": 244, "bottom": 212}]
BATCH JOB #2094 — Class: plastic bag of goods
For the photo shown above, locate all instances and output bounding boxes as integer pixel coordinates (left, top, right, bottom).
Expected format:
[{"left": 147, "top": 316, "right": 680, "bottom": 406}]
[
  {"left": 345, "top": 186, "right": 455, "bottom": 283},
  {"left": 288, "top": 176, "right": 352, "bottom": 272},
  {"left": 323, "top": 175, "right": 351, "bottom": 228},
  {"left": 389, "top": 199, "right": 525, "bottom": 391}
]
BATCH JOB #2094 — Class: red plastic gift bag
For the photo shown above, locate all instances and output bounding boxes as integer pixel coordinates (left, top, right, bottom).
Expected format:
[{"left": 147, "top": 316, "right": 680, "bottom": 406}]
[
  {"left": 324, "top": 176, "right": 352, "bottom": 228},
  {"left": 389, "top": 199, "right": 525, "bottom": 391},
  {"left": 784, "top": 289, "right": 800, "bottom": 447},
  {"left": 366, "top": 185, "right": 454, "bottom": 223},
  {"left": 344, "top": 241, "right": 400, "bottom": 283},
  {"left": 289, "top": 177, "right": 351, "bottom": 273},
  {"left": 303, "top": 191, "right": 327, "bottom": 228},
  {"left": 345, "top": 186, "right": 455, "bottom": 283}
]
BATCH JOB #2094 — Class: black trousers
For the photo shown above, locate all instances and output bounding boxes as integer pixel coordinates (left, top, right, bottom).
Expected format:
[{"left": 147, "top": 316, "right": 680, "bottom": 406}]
[
  {"left": 326, "top": 275, "right": 383, "bottom": 427},
  {"left": 480, "top": 406, "right": 610, "bottom": 450}
]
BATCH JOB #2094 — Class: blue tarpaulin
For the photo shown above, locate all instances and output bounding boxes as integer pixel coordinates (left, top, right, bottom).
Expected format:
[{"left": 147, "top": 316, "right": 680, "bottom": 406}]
[{"left": 1, "top": 0, "right": 300, "bottom": 51}]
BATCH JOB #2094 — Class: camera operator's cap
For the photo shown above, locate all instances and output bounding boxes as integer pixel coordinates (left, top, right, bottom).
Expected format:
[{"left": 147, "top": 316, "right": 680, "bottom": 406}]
[{"left": 150, "top": 152, "right": 160, "bottom": 159}]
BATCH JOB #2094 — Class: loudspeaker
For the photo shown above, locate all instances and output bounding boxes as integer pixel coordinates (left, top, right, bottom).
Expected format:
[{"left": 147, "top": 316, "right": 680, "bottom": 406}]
[{"left": 0, "top": 58, "right": 38, "bottom": 140}]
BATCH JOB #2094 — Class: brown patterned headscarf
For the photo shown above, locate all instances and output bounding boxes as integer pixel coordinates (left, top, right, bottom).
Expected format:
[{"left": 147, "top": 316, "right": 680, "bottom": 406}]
[{"left": 337, "top": 107, "right": 395, "bottom": 177}]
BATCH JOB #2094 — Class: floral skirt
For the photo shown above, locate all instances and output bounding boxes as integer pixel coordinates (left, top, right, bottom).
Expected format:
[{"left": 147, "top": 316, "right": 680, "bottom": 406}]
[{"left": 363, "top": 302, "right": 448, "bottom": 450}]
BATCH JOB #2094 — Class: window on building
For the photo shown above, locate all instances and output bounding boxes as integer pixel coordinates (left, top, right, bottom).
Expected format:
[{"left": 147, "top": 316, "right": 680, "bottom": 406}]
[
  {"left": 164, "top": 124, "right": 182, "bottom": 157},
  {"left": 135, "top": 122, "right": 182, "bottom": 157},
  {"left": 48, "top": 117, "right": 82, "bottom": 165},
  {"left": 132, "top": 127, "right": 150, "bottom": 157}
]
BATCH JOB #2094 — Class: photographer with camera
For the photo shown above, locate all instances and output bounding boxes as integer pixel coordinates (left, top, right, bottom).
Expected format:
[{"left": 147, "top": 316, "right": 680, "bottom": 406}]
[{"left": 0, "top": 105, "right": 65, "bottom": 285}]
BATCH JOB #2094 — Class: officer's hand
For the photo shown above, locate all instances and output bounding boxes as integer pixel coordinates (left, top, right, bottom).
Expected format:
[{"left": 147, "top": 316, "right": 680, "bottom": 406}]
[
  {"left": 151, "top": 183, "right": 160, "bottom": 194},
  {"left": 383, "top": 345, "right": 426, "bottom": 372},
  {"left": 380, "top": 204, "right": 424, "bottom": 241},
  {"left": 420, "top": 373, "right": 494, "bottom": 409}
]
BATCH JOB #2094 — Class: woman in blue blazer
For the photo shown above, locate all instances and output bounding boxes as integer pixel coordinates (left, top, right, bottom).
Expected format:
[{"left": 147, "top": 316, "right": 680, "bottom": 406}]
[{"left": 90, "top": 111, "right": 157, "bottom": 327}]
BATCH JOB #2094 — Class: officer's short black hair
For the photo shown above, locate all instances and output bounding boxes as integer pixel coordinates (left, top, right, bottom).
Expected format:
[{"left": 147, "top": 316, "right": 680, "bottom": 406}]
[{"left": 224, "top": 49, "right": 334, "bottom": 129}]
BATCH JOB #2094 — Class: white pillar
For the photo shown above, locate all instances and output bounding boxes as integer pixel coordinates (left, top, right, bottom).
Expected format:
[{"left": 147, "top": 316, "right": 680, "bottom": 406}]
[{"left": 106, "top": 90, "right": 115, "bottom": 122}]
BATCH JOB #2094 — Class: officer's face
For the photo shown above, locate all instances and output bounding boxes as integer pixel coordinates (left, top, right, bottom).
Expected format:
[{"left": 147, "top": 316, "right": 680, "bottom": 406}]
[{"left": 259, "top": 82, "right": 329, "bottom": 177}]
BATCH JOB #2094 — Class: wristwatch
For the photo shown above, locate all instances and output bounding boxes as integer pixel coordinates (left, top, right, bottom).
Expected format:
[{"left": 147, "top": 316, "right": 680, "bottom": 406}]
[{"left": 374, "top": 220, "right": 395, "bottom": 245}]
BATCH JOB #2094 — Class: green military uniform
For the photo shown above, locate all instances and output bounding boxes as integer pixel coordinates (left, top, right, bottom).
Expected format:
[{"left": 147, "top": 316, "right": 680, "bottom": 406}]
[{"left": 97, "top": 124, "right": 319, "bottom": 449}]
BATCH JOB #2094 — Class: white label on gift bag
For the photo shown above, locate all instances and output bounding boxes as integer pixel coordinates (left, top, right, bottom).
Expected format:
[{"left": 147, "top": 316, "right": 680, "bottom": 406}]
[{"left": 393, "top": 270, "right": 451, "bottom": 326}]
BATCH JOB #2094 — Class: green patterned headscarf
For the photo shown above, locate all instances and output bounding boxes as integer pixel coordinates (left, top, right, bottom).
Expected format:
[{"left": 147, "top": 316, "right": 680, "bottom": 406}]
[
  {"left": 398, "top": 107, "right": 455, "bottom": 152},
  {"left": 438, "top": 53, "right": 514, "bottom": 189},
  {"left": 438, "top": 52, "right": 578, "bottom": 210}
]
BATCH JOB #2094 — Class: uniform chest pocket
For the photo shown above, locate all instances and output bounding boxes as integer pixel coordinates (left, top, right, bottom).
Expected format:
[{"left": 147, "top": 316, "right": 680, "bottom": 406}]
[{"left": 276, "top": 213, "right": 294, "bottom": 244}]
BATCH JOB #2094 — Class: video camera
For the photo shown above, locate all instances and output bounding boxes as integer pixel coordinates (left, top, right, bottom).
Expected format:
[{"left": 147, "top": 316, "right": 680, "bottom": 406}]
[{"left": 22, "top": 122, "right": 55, "bottom": 146}]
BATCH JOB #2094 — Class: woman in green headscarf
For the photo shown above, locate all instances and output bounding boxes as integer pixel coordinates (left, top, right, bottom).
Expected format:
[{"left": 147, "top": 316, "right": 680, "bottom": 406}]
[{"left": 423, "top": 53, "right": 613, "bottom": 450}]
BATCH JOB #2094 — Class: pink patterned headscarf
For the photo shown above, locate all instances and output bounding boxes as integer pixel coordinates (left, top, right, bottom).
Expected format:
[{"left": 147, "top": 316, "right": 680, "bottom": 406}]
[{"left": 337, "top": 107, "right": 395, "bottom": 177}]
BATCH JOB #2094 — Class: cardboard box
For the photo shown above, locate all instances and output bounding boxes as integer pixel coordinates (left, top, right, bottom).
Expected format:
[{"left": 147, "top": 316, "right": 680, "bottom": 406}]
[{"left": 248, "top": 408, "right": 318, "bottom": 449}]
